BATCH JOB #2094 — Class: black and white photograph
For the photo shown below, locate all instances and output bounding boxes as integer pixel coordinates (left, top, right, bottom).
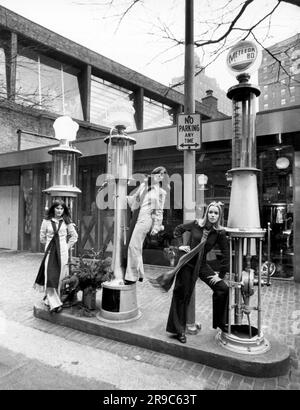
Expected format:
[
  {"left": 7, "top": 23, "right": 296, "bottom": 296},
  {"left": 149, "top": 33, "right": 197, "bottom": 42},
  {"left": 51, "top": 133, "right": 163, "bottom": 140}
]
[{"left": 0, "top": 0, "right": 299, "bottom": 395}]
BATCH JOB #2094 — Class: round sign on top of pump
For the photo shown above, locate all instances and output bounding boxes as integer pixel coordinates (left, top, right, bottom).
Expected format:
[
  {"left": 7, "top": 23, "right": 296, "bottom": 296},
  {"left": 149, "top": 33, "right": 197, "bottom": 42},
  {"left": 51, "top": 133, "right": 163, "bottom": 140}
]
[{"left": 227, "top": 40, "right": 261, "bottom": 75}]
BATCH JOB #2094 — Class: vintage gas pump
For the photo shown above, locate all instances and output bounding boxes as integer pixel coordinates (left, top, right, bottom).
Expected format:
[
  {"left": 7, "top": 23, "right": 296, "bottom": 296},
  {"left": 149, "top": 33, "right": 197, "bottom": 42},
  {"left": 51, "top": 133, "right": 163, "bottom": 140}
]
[
  {"left": 44, "top": 116, "right": 82, "bottom": 213},
  {"left": 43, "top": 116, "right": 82, "bottom": 301},
  {"left": 217, "top": 42, "right": 271, "bottom": 354},
  {"left": 97, "top": 103, "right": 141, "bottom": 322}
]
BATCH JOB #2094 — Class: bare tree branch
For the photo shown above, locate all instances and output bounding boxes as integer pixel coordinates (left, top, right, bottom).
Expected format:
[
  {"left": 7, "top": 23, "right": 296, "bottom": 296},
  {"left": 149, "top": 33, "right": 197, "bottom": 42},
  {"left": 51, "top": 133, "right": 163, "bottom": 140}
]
[
  {"left": 194, "top": 0, "right": 254, "bottom": 47},
  {"left": 72, "top": 0, "right": 300, "bottom": 92},
  {"left": 113, "top": 0, "right": 143, "bottom": 34}
]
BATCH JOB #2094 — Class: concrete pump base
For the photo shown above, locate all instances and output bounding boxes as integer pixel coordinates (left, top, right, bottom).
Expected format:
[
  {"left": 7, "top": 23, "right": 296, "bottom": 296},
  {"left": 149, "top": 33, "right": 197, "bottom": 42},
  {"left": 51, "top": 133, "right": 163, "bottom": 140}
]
[{"left": 34, "top": 300, "right": 290, "bottom": 378}]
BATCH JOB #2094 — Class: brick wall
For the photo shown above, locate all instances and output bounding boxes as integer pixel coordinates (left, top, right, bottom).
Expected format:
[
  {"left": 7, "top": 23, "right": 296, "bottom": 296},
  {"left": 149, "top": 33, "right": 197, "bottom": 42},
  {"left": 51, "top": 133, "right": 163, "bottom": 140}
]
[
  {"left": 0, "top": 102, "right": 56, "bottom": 153},
  {"left": 0, "top": 101, "right": 108, "bottom": 154}
]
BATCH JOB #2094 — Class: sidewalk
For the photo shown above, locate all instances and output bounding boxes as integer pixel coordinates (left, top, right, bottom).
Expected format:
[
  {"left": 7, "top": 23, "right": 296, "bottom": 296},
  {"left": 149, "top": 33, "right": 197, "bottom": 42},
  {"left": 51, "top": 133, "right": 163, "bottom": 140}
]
[{"left": 1, "top": 250, "right": 300, "bottom": 389}]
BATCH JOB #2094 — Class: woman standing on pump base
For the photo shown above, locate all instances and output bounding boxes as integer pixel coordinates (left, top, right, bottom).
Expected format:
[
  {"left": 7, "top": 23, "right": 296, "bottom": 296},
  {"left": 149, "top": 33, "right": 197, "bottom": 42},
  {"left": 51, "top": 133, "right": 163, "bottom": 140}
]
[
  {"left": 34, "top": 199, "right": 78, "bottom": 313},
  {"left": 124, "top": 166, "right": 169, "bottom": 285}
]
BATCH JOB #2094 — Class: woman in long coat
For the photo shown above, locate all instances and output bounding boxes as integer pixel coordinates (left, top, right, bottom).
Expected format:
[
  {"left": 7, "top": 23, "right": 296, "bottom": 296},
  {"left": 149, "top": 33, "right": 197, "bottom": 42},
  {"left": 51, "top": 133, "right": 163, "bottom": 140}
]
[
  {"left": 34, "top": 199, "right": 78, "bottom": 312},
  {"left": 151, "top": 201, "right": 229, "bottom": 343},
  {"left": 124, "top": 166, "right": 169, "bottom": 284}
]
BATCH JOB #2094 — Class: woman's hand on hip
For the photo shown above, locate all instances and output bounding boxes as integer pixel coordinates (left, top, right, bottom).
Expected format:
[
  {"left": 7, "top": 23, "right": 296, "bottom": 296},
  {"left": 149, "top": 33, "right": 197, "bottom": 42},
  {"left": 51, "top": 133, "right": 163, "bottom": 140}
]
[
  {"left": 150, "top": 225, "right": 164, "bottom": 236},
  {"left": 178, "top": 245, "right": 191, "bottom": 253}
]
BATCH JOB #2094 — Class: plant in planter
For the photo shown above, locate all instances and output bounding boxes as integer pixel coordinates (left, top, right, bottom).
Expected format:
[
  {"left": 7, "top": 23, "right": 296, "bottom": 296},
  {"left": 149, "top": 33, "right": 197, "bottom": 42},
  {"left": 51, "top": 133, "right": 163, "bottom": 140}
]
[
  {"left": 62, "top": 248, "right": 114, "bottom": 315},
  {"left": 163, "top": 246, "right": 179, "bottom": 267}
]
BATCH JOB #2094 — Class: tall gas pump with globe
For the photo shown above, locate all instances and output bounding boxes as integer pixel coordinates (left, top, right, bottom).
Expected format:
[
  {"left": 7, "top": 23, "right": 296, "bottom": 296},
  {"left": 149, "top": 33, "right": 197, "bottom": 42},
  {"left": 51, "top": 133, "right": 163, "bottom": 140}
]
[
  {"left": 44, "top": 116, "right": 82, "bottom": 259},
  {"left": 217, "top": 41, "right": 271, "bottom": 353},
  {"left": 44, "top": 116, "right": 82, "bottom": 214},
  {"left": 96, "top": 102, "right": 141, "bottom": 323}
]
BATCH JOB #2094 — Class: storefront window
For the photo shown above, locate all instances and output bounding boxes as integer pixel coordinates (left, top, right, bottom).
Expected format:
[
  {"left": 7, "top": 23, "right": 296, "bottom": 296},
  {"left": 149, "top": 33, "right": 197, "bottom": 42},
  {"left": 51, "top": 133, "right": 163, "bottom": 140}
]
[
  {"left": 78, "top": 163, "right": 107, "bottom": 253},
  {"left": 136, "top": 146, "right": 294, "bottom": 279},
  {"left": 258, "top": 146, "right": 294, "bottom": 278},
  {"left": 196, "top": 150, "right": 232, "bottom": 224}
]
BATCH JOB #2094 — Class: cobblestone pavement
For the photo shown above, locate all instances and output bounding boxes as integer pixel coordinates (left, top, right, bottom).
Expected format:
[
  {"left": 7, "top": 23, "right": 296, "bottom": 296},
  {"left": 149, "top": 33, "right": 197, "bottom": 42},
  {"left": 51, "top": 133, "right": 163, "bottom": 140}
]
[{"left": 0, "top": 250, "right": 300, "bottom": 390}]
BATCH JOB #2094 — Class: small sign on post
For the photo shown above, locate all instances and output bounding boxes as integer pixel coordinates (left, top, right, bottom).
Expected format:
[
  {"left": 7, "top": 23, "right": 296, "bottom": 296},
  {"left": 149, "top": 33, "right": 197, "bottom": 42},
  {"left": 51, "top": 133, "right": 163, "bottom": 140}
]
[{"left": 177, "top": 113, "right": 201, "bottom": 151}]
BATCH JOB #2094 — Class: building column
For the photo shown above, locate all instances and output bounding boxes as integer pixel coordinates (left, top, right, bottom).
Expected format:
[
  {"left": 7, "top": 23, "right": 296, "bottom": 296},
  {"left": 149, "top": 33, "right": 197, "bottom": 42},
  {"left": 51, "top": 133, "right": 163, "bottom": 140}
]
[
  {"left": 31, "top": 169, "right": 44, "bottom": 252},
  {"left": 18, "top": 171, "right": 25, "bottom": 251},
  {"left": 171, "top": 104, "right": 184, "bottom": 125},
  {"left": 133, "top": 87, "right": 144, "bottom": 130},
  {"left": 4, "top": 32, "right": 17, "bottom": 101},
  {"left": 78, "top": 64, "right": 91, "bottom": 122}
]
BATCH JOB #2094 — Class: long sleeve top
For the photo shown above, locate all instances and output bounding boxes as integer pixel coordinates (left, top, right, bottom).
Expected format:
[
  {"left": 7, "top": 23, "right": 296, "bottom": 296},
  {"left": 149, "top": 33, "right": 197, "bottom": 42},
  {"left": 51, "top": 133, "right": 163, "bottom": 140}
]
[
  {"left": 40, "top": 218, "right": 78, "bottom": 250},
  {"left": 127, "top": 183, "right": 166, "bottom": 232},
  {"left": 173, "top": 220, "right": 230, "bottom": 276}
]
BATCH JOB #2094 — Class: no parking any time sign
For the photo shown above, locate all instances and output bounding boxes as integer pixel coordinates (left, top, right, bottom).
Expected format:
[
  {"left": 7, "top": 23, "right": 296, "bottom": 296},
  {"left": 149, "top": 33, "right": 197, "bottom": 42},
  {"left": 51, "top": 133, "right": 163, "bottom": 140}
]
[{"left": 177, "top": 113, "right": 201, "bottom": 151}]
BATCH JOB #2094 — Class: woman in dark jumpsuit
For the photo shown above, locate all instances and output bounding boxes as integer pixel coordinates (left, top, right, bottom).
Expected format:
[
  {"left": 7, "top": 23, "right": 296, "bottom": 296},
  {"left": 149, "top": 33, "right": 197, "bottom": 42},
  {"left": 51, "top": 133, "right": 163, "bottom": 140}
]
[{"left": 152, "top": 201, "right": 229, "bottom": 343}]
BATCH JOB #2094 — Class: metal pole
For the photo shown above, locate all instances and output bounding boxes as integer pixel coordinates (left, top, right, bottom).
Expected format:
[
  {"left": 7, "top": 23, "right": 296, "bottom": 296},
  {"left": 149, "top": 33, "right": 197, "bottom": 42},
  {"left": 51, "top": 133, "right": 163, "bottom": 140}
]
[
  {"left": 228, "top": 236, "right": 233, "bottom": 333},
  {"left": 267, "top": 222, "right": 271, "bottom": 284},
  {"left": 235, "top": 238, "right": 243, "bottom": 325},
  {"left": 184, "top": 0, "right": 199, "bottom": 334},
  {"left": 111, "top": 178, "right": 127, "bottom": 280},
  {"left": 258, "top": 237, "right": 263, "bottom": 337}
]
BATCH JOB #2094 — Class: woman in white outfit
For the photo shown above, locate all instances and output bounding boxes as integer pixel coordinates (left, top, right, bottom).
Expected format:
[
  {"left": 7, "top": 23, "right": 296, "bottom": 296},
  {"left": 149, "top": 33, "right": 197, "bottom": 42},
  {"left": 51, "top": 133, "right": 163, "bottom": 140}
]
[
  {"left": 34, "top": 200, "right": 78, "bottom": 312},
  {"left": 124, "top": 166, "right": 169, "bottom": 284}
]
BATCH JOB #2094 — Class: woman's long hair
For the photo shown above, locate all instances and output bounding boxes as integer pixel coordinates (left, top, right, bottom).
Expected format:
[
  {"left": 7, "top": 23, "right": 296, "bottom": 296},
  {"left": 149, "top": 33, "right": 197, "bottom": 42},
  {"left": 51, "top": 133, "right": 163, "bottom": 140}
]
[
  {"left": 46, "top": 199, "right": 72, "bottom": 224},
  {"left": 198, "top": 201, "right": 224, "bottom": 230},
  {"left": 147, "top": 166, "right": 170, "bottom": 192}
]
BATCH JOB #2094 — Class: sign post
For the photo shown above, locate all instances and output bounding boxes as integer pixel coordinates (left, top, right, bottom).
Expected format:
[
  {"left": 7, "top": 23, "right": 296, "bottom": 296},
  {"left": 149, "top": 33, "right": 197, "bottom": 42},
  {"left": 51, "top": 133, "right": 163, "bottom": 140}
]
[{"left": 181, "top": 0, "right": 201, "bottom": 336}]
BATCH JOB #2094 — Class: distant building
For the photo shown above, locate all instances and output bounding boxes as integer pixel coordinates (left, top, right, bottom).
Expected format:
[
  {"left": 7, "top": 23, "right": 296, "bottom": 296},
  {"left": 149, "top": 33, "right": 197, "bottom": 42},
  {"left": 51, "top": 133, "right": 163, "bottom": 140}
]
[
  {"left": 0, "top": 6, "right": 228, "bottom": 155},
  {"left": 258, "top": 33, "right": 300, "bottom": 111},
  {"left": 170, "top": 54, "right": 232, "bottom": 116}
]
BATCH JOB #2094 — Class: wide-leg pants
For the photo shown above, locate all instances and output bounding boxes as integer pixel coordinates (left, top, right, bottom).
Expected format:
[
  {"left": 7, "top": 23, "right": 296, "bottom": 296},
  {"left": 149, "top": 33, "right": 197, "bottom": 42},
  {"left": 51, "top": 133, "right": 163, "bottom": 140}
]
[
  {"left": 125, "top": 214, "right": 152, "bottom": 282},
  {"left": 44, "top": 242, "right": 69, "bottom": 310},
  {"left": 166, "top": 258, "right": 229, "bottom": 334}
]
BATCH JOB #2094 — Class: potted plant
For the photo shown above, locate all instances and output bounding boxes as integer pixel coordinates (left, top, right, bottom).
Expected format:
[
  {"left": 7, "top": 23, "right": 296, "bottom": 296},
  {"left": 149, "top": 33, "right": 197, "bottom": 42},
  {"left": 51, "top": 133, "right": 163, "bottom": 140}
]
[
  {"left": 63, "top": 248, "right": 114, "bottom": 312},
  {"left": 163, "top": 246, "right": 179, "bottom": 267}
]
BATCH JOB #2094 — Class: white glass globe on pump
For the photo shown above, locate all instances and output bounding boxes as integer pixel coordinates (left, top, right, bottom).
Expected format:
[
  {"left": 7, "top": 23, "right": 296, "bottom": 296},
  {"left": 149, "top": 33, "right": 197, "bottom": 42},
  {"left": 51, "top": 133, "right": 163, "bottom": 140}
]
[
  {"left": 44, "top": 115, "right": 82, "bottom": 199},
  {"left": 197, "top": 173, "right": 208, "bottom": 187},
  {"left": 105, "top": 100, "right": 136, "bottom": 180},
  {"left": 106, "top": 100, "right": 135, "bottom": 131},
  {"left": 196, "top": 174, "right": 208, "bottom": 220},
  {"left": 53, "top": 115, "right": 79, "bottom": 145}
]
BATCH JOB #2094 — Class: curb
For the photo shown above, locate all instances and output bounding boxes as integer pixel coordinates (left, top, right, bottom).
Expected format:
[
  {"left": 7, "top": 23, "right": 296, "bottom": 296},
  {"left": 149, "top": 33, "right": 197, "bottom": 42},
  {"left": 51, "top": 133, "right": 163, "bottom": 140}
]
[{"left": 34, "top": 302, "right": 291, "bottom": 378}]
